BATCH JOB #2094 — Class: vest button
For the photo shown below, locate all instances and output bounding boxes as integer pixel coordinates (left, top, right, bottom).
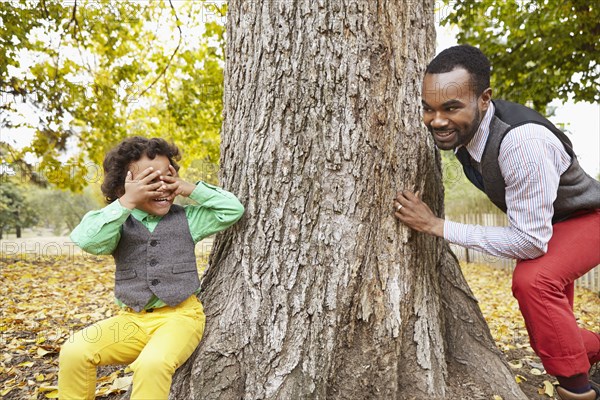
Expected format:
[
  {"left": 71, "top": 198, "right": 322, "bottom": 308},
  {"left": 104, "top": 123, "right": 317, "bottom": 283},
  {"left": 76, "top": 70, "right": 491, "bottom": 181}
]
[
  {"left": 149, "top": 259, "right": 158, "bottom": 267},
  {"left": 150, "top": 240, "right": 158, "bottom": 247},
  {"left": 151, "top": 279, "right": 160, "bottom": 286}
]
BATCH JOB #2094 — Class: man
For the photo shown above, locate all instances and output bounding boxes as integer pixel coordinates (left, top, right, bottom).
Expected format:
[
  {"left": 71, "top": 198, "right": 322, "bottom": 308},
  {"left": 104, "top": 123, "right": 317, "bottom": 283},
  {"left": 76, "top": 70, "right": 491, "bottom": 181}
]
[{"left": 393, "top": 45, "right": 600, "bottom": 400}]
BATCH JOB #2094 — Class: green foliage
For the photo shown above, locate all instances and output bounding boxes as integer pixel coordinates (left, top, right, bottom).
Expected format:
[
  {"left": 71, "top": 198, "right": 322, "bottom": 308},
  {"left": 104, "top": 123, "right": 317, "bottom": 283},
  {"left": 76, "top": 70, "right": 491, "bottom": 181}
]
[
  {"left": 441, "top": 1, "right": 600, "bottom": 114},
  {"left": 29, "top": 185, "right": 103, "bottom": 234},
  {"left": 1, "top": 0, "right": 225, "bottom": 190},
  {"left": 0, "top": 179, "right": 39, "bottom": 237},
  {"left": 441, "top": 150, "right": 501, "bottom": 218}
]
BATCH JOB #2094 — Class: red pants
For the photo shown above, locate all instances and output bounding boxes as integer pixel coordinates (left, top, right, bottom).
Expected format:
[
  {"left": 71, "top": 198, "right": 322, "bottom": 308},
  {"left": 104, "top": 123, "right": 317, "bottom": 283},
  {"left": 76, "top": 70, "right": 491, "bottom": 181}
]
[{"left": 512, "top": 209, "right": 600, "bottom": 377}]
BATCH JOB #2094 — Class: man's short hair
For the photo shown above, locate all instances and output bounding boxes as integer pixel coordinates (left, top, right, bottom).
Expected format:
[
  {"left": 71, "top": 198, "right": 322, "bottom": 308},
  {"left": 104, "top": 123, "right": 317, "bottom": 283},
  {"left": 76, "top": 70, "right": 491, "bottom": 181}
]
[{"left": 425, "top": 45, "right": 491, "bottom": 96}]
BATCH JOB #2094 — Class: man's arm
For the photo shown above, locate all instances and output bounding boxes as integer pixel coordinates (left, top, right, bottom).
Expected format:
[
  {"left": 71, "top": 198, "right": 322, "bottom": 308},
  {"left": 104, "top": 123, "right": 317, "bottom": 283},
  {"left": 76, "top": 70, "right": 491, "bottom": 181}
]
[{"left": 395, "top": 124, "right": 571, "bottom": 260}]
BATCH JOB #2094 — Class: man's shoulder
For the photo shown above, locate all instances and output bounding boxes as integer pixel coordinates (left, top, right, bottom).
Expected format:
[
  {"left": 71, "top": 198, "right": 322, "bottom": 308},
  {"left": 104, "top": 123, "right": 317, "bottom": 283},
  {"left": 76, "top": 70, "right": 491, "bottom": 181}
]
[
  {"left": 501, "top": 123, "right": 560, "bottom": 147},
  {"left": 492, "top": 99, "right": 571, "bottom": 152},
  {"left": 492, "top": 99, "right": 546, "bottom": 124}
]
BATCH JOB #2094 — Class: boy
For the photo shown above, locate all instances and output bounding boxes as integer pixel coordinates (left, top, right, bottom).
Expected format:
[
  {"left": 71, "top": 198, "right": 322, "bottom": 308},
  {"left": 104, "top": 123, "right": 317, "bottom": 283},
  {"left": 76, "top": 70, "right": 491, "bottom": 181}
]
[{"left": 59, "top": 136, "right": 244, "bottom": 399}]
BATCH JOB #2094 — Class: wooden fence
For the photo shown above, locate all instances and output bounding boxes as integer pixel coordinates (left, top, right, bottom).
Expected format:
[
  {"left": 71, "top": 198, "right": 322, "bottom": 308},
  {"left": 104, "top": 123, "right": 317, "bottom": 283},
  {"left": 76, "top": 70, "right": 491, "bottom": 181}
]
[{"left": 449, "top": 213, "right": 600, "bottom": 294}]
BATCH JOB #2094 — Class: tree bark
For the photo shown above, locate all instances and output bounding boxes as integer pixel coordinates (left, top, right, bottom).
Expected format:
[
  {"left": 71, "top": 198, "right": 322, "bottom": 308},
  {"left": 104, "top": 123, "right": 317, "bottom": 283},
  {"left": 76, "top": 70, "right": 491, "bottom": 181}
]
[{"left": 170, "top": 1, "right": 526, "bottom": 399}]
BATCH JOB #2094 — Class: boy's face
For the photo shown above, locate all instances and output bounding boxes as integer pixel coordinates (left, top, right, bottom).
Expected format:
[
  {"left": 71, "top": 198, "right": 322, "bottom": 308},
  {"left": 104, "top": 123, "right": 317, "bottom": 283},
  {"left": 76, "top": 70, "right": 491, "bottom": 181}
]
[{"left": 129, "top": 154, "right": 175, "bottom": 216}]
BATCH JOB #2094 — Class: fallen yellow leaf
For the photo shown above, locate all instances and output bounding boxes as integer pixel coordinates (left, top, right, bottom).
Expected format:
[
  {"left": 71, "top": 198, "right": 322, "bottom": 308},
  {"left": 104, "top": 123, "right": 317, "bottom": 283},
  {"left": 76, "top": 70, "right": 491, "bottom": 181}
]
[
  {"left": 515, "top": 374, "right": 527, "bottom": 383},
  {"left": 537, "top": 380, "right": 554, "bottom": 397},
  {"left": 37, "top": 347, "right": 55, "bottom": 357},
  {"left": 18, "top": 361, "right": 34, "bottom": 368},
  {"left": 508, "top": 360, "right": 523, "bottom": 369},
  {"left": 109, "top": 376, "right": 133, "bottom": 392},
  {"left": 38, "top": 385, "right": 58, "bottom": 393},
  {"left": 44, "top": 389, "right": 59, "bottom": 399},
  {"left": 530, "top": 368, "right": 543, "bottom": 375}
]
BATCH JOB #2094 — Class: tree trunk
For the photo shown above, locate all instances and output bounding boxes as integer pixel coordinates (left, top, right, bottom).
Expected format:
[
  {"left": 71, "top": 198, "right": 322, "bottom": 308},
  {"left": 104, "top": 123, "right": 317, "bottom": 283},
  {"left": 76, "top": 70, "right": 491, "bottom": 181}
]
[
  {"left": 16, "top": 225, "right": 21, "bottom": 239},
  {"left": 171, "top": 1, "right": 526, "bottom": 399}
]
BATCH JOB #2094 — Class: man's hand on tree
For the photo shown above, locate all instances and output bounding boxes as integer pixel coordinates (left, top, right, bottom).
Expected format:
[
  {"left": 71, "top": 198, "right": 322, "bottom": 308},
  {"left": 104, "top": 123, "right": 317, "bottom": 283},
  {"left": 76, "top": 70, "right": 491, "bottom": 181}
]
[{"left": 393, "top": 190, "right": 444, "bottom": 237}]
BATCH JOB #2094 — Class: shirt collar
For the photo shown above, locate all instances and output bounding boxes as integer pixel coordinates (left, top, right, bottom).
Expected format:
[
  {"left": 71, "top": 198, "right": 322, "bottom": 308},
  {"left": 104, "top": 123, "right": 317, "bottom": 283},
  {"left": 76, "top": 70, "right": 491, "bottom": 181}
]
[
  {"left": 131, "top": 208, "right": 161, "bottom": 222},
  {"left": 458, "top": 101, "right": 495, "bottom": 163}
]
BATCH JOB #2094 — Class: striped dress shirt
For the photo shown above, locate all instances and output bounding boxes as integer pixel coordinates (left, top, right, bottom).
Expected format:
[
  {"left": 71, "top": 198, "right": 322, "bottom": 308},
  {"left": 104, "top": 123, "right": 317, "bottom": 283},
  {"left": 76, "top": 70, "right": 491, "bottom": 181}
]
[{"left": 444, "top": 103, "right": 572, "bottom": 260}]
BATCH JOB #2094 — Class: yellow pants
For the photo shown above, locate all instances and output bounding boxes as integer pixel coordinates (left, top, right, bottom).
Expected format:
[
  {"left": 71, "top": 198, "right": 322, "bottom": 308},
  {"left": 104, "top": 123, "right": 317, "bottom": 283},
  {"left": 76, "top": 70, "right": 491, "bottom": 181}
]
[{"left": 58, "top": 296, "right": 205, "bottom": 400}]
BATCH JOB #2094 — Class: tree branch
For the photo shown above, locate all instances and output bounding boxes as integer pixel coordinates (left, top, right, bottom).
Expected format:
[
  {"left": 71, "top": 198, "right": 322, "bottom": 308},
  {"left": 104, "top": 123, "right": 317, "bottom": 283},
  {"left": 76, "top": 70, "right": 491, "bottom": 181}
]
[{"left": 137, "top": 0, "right": 182, "bottom": 98}]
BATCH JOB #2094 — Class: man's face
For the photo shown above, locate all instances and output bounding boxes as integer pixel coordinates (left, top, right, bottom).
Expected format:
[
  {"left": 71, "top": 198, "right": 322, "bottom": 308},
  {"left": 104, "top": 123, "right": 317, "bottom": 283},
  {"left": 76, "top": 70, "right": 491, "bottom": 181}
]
[{"left": 421, "top": 68, "right": 491, "bottom": 150}]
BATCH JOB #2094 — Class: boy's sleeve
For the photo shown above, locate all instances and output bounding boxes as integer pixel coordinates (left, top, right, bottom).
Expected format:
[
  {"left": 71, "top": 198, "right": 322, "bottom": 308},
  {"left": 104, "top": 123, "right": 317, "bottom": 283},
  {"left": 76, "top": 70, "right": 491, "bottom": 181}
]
[
  {"left": 70, "top": 200, "right": 132, "bottom": 255},
  {"left": 185, "top": 182, "right": 245, "bottom": 243}
]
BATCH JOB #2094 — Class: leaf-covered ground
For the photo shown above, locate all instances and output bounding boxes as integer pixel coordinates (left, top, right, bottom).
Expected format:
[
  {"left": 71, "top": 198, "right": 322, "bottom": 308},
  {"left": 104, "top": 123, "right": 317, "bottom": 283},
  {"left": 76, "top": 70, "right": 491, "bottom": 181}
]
[
  {"left": 1, "top": 254, "right": 598, "bottom": 399},
  {"left": 1, "top": 255, "right": 124, "bottom": 399}
]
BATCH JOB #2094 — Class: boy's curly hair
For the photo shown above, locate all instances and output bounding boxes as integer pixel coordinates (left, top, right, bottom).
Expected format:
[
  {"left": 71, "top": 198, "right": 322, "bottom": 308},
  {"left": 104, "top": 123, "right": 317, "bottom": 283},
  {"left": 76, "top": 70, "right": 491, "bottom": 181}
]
[{"left": 101, "top": 137, "right": 181, "bottom": 203}]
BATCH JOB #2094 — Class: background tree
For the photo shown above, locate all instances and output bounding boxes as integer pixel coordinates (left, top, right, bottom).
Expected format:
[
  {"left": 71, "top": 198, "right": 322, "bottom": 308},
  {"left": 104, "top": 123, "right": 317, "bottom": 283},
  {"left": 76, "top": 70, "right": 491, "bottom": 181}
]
[
  {"left": 0, "top": 180, "right": 38, "bottom": 238},
  {"left": 28, "top": 185, "right": 103, "bottom": 235},
  {"left": 441, "top": 0, "right": 600, "bottom": 114},
  {"left": 0, "top": 0, "right": 225, "bottom": 190},
  {"left": 170, "top": 1, "right": 526, "bottom": 399}
]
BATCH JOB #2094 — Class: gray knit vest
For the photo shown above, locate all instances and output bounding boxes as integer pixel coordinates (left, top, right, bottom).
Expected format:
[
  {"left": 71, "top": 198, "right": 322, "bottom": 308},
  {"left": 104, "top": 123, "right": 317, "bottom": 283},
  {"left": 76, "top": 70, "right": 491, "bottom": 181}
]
[
  {"left": 468, "top": 100, "right": 600, "bottom": 223},
  {"left": 112, "top": 205, "right": 199, "bottom": 312}
]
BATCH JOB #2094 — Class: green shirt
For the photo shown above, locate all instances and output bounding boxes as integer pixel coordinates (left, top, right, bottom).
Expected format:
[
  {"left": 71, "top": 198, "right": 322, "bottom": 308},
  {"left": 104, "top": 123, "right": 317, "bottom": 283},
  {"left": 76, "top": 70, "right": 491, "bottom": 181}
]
[{"left": 70, "top": 182, "right": 244, "bottom": 309}]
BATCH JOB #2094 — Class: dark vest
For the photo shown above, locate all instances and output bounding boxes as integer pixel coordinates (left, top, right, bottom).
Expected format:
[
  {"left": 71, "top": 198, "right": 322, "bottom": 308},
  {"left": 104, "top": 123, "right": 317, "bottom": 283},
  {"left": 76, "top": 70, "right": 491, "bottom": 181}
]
[
  {"left": 458, "top": 99, "right": 600, "bottom": 223},
  {"left": 112, "top": 205, "right": 199, "bottom": 312}
]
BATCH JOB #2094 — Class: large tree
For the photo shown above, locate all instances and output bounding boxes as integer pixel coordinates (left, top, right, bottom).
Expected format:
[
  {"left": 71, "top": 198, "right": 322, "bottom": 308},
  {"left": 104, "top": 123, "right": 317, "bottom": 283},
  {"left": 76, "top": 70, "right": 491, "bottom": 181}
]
[{"left": 170, "top": 1, "right": 526, "bottom": 399}]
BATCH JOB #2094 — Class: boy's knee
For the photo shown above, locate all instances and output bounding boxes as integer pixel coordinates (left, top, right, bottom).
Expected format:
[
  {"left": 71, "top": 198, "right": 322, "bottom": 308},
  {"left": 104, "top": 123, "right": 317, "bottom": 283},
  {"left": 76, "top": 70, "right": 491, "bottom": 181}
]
[
  {"left": 132, "top": 352, "right": 176, "bottom": 376},
  {"left": 60, "top": 340, "right": 86, "bottom": 366},
  {"left": 59, "top": 333, "right": 99, "bottom": 366}
]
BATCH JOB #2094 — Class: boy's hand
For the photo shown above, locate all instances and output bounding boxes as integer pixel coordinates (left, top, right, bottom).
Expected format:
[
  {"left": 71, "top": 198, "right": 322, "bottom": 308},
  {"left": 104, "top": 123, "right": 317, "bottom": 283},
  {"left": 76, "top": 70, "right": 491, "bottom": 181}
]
[
  {"left": 160, "top": 165, "right": 196, "bottom": 200},
  {"left": 119, "top": 167, "right": 165, "bottom": 209}
]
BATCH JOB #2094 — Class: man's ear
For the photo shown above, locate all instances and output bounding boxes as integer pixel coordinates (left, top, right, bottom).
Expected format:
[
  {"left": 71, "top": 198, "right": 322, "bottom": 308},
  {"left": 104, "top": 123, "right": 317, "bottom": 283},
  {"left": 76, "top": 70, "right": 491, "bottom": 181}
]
[{"left": 480, "top": 87, "right": 492, "bottom": 111}]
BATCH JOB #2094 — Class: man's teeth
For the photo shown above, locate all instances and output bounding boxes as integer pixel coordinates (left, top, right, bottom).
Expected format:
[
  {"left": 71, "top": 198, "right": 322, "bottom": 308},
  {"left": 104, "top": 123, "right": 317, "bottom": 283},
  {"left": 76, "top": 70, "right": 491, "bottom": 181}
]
[{"left": 154, "top": 198, "right": 168, "bottom": 201}]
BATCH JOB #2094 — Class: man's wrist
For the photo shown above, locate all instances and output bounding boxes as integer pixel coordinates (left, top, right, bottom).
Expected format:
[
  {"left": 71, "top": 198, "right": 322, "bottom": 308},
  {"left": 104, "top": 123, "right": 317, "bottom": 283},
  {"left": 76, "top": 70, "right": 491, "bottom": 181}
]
[{"left": 427, "top": 218, "right": 444, "bottom": 237}]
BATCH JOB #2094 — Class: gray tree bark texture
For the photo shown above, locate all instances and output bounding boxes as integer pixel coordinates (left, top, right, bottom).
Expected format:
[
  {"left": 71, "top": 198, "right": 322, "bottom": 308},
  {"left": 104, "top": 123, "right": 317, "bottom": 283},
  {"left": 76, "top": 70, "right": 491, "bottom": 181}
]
[{"left": 170, "top": 1, "right": 528, "bottom": 399}]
